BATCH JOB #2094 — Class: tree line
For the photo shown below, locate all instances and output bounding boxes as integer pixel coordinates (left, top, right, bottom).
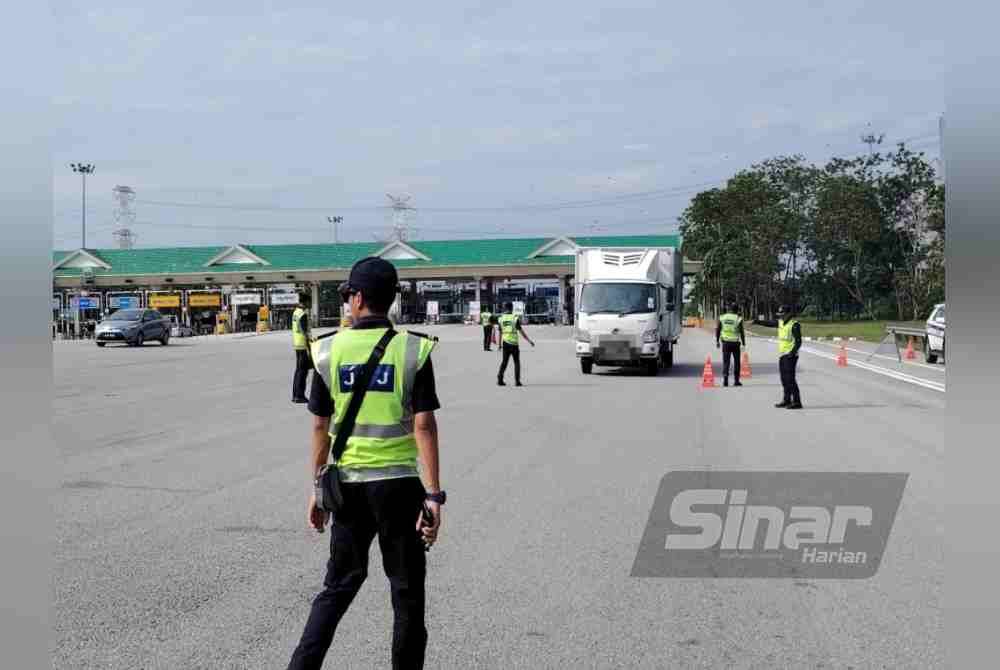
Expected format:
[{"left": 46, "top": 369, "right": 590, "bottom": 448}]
[{"left": 679, "top": 142, "right": 945, "bottom": 321}]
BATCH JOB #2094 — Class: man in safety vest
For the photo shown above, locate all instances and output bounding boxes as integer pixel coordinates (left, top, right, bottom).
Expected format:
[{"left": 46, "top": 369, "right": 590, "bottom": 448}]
[
  {"left": 480, "top": 306, "right": 495, "bottom": 351},
  {"left": 496, "top": 302, "right": 535, "bottom": 387},
  {"left": 715, "top": 303, "right": 746, "bottom": 387},
  {"left": 752, "top": 304, "right": 803, "bottom": 409},
  {"left": 291, "top": 295, "right": 312, "bottom": 403},
  {"left": 288, "top": 257, "right": 444, "bottom": 670}
]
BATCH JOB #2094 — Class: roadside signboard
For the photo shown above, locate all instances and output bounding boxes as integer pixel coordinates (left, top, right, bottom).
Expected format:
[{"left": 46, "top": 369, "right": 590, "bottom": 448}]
[
  {"left": 426, "top": 301, "right": 439, "bottom": 317},
  {"left": 469, "top": 300, "right": 481, "bottom": 320},
  {"left": 512, "top": 301, "right": 525, "bottom": 316}
]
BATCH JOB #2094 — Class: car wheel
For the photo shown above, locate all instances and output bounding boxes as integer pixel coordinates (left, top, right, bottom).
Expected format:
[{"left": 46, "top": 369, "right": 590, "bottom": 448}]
[
  {"left": 135, "top": 332, "right": 144, "bottom": 347},
  {"left": 96, "top": 342, "right": 106, "bottom": 348},
  {"left": 160, "top": 334, "right": 169, "bottom": 345},
  {"left": 581, "top": 357, "right": 593, "bottom": 374},
  {"left": 644, "top": 358, "right": 659, "bottom": 376},
  {"left": 662, "top": 347, "right": 674, "bottom": 369}
]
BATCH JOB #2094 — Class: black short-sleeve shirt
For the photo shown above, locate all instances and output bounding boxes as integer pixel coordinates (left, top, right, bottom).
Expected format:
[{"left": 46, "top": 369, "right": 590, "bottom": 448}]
[{"left": 308, "top": 316, "right": 441, "bottom": 418}]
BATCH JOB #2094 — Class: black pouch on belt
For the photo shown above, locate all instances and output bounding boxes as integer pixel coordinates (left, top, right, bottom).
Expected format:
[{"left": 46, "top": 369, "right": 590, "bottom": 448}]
[{"left": 313, "top": 328, "right": 397, "bottom": 513}]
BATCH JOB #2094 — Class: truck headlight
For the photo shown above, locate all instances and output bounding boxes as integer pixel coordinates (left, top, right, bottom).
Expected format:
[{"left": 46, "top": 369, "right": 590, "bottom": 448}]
[
  {"left": 576, "top": 328, "right": 590, "bottom": 342},
  {"left": 642, "top": 329, "right": 659, "bottom": 343}
]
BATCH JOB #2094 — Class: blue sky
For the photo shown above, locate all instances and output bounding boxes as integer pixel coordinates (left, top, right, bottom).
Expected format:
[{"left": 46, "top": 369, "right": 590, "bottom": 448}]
[{"left": 52, "top": 0, "right": 945, "bottom": 249}]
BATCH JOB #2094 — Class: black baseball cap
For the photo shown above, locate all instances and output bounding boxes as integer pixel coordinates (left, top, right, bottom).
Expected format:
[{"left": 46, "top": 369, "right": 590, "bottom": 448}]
[{"left": 340, "top": 257, "right": 399, "bottom": 305}]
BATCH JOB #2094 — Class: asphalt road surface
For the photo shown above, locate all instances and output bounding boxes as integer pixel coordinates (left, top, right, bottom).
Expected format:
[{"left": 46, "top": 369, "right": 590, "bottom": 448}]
[{"left": 54, "top": 325, "right": 944, "bottom": 669}]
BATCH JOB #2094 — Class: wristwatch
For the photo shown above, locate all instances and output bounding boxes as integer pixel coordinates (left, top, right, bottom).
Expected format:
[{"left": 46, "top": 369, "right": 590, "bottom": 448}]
[{"left": 425, "top": 491, "right": 447, "bottom": 505}]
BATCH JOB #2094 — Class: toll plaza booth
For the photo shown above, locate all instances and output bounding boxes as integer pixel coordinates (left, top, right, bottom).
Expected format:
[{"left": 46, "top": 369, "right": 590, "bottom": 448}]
[
  {"left": 187, "top": 291, "right": 222, "bottom": 335},
  {"left": 107, "top": 292, "right": 143, "bottom": 316},
  {"left": 147, "top": 291, "right": 182, "bottom": 327},
  {"left": 52, "top": 294, "right": 62, "bottom": 339},
  {"left": 68, "top": 293, "right": 103, "bottom": 338},
  {"left": 230, "top": 290, "right": 263, "bottom": 333},
  {"left": 268, "top": 288, "right": 300, "bottom": 330}
]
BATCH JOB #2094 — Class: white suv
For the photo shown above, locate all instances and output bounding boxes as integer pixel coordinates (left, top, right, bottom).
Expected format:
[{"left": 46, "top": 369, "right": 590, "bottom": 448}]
[{"left": 925, "top": 303, "right": 945, "bottom": 363}]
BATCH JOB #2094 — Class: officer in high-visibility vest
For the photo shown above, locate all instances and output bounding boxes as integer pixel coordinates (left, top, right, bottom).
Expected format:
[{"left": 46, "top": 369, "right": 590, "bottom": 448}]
[
  {"left": 480, "top": 306, "right": 495, "bottom": 351},
  {"left": 715, "top": 303, "right": 746, "bottom": 387},
  {"left": 752, "top": 304, "right": 803, "bottom": 409},
  {"left": 291, "top": 295, "right": 312, "bottom": 403},
  {"left": 497, "top": 302, "right": 535, "bottom": 386},
  {"left": 289, "top": 257, "right": 444, "bottom": 670}
]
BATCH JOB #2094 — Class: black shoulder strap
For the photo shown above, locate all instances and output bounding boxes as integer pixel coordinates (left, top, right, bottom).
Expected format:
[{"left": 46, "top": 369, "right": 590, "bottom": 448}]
[
  {"left": 331, "top": 328, "right": 397, "bottom": 462},
  {"left": 402, "top": 329, "right": 439, "bottom": 342}
]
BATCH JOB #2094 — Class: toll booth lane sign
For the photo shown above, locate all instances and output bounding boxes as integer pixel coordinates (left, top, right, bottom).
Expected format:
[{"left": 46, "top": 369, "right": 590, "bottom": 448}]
[
  {"left": 189, "top": 294, "right": 221, "bottom": 308},
  {"left": 149, "top": 294, "right": 181, "bottom": 309}
]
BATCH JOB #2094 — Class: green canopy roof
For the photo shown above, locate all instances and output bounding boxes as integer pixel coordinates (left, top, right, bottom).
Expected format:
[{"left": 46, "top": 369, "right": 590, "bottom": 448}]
[{"left": 53, "top": 235, "right": 681, "bottom": 278}]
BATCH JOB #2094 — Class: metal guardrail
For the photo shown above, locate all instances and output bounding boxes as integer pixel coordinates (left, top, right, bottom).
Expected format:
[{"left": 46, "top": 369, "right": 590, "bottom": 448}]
[{"left": 874, "top": 323, "right": 928, "bottom": 363}]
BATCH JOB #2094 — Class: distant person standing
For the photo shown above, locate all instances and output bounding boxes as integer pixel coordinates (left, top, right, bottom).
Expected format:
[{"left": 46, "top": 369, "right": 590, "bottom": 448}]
[
  {"left": 291, "top": 295, "right": 312, "bottom": 404},
  {"left": 497, "top": 302, "right": 535, "bottom": 387},
  {"left": 752, "top": 304, "right": 803, "bottom": 409},
  {"left": 480, "top": 306, "right": 495, "bottom": 351},
  {"left": 715, "top": 304, "right": 746, "bottom": 387}
]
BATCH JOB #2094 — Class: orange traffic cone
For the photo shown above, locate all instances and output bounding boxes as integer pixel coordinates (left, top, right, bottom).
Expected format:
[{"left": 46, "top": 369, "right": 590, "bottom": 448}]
[
  {"left": 904, "top": 337, "right": 916, "bottom": 360},
  {"left": 741, "top": 349, "right": 752, "bottom": 378},
  {"left": 837, "top": 343, "right": 848, "bottom": 367},
  {"left": 701, "top": 355, "right": 717, "bottom": 388}
]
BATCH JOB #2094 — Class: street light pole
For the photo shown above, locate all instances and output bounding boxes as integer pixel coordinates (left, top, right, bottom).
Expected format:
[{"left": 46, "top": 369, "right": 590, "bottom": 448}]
[{"left": 70, "top": 163, "right": 95, "bottom": 248}]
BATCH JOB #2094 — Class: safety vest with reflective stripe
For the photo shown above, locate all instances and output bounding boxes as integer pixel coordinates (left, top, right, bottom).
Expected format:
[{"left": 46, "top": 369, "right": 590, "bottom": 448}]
[
  {"left": 480, "top": 311, "right": 492, "bottom": 326},
  {"left": 778, "top": 319, "right": 799, "bottom": 355},
  {"left": 311, "top": 328, "right": 436, "bottom": 469},
  {"left": 498, "top": 313, "right": 519, "bottom": 345},
  {"left": 719, "top": 313, "right": 742, "bottom": 343},
  {"left": 291, "top": 307, "right": 308, "bottom": 350}
]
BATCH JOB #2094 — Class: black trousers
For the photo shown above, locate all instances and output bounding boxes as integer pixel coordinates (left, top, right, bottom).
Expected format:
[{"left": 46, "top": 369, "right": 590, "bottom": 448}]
[
  {"left": 498, "top": 342, "right": 521, "bottom": 383},
  {"left": 779, "top": 354, "right": 801, "bottom": 404},
  {"left": 292, "top": 349, "right": 311, "bottom": 400},
  {"left": 722, "top": 342, "right": 741, "bottom": 382},
  {"left": 288, "top": 477, "right": 428, "bottom": 670},
  {"left": 483, "top": 325, "right": 493, "bottom": 350}
]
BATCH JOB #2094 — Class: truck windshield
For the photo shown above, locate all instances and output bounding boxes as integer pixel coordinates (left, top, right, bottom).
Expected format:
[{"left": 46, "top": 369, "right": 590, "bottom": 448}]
[{"left": 580, "top": 283, "right": 656, "bottom": 314}]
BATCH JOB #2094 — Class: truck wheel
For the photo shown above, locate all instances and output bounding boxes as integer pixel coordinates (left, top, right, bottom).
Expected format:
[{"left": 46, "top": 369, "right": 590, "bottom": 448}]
[
  {"left": 663, "top": 348, "right": 674, "bottom": 369},
  {"left": 581, "top": 357, "right": 593, "bottom": 374},
  {"left": 644, "top": 359, "right": 658, "bottom": 376},
  {"left": 925, "top": 348, "right": 937, "bottom": 364},
  {"left": 160, "top": 334, "right": 170, "bottom": 346}
]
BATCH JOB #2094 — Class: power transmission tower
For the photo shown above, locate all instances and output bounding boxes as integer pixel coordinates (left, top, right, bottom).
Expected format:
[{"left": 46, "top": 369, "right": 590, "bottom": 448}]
[
  {"left": 385, "top": 193, "right": 414, "bottom": 241},
  {"left": 111, "top": 185, "right": 137, "bottom": 249},
  {"left": 860, "top": 123, "right": 884, "bottom": 156}
]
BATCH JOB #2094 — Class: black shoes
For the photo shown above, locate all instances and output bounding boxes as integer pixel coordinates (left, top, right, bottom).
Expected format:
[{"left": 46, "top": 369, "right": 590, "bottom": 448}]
[
  {"left": 292, "top": 397, "right": 308, "bottom": 404},
  {"left": 775, "top": 401, "right": 790, "bottom": 408},
  {"left": 723, "top": 379, "right": 729, "bottom": 387},
  {"left": 515, "top": 381, "right": 523, "bottom": 387},
  {"left": 497, "top": 379, "right": 506, "bottom": 386},
  {"left": 734, "top": 381, "right": 743, "bottom": 387},
  {"left": 786, "top": 402, "right": 803, "bottom": 410}
]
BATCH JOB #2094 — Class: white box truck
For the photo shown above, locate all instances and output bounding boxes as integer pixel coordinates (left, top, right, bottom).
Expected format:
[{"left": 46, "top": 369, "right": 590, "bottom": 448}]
[{"left": 574, "top": 247, "right": 683, "bottom": 375}]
